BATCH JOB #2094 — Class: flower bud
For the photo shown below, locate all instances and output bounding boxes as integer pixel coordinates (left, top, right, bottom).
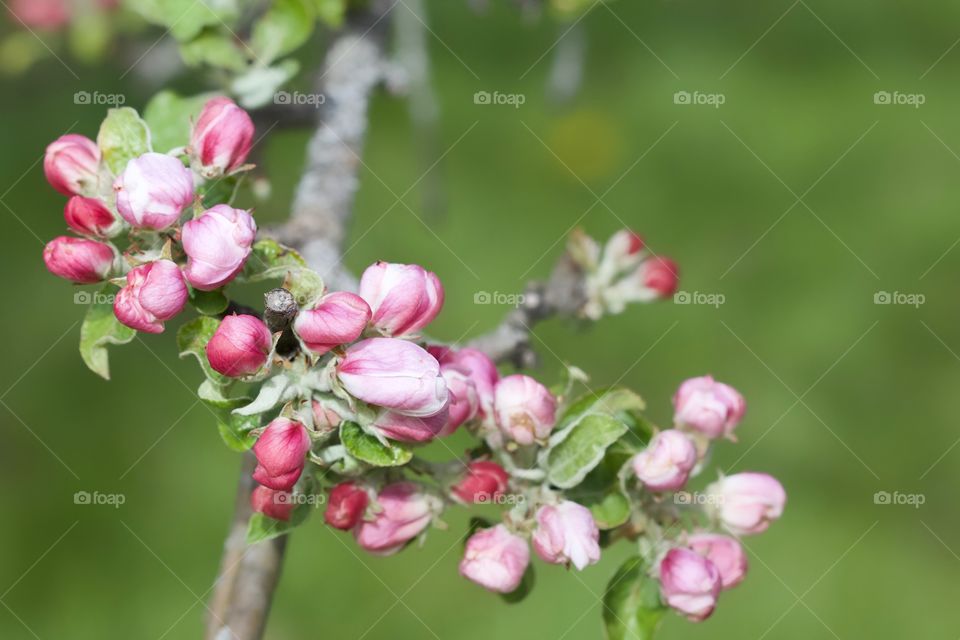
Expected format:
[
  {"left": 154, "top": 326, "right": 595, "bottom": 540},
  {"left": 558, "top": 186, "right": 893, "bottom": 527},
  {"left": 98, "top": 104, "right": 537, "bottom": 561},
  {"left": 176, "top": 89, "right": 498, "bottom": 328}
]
[
  {"left": 493, "top": 374, "right": 556, "bottom": 445},
  {"left": 639, "top": 256, "right": 680, "bottom": 298},
  {"left": 64, "top": 196, "right": 119, "bottom": 237},
  {"left": 673, "top": 375, "right": 746, "bottom": 439},
  {"left": 190, "top": 97, "right": 255, "bottom": 177},
  {"left": 205, "top": 314, "right": 272, "bottom": 377},
  {"left": 43, "top": 236, "right": 114, "bottom": 284},
  {"left": 372, "top": 404, "right": 449, "bottom": 443},
  {"left": 532, "top": 501, "right": 601, "bottom": 570},
  {"left": 9, "top": 0, "right": 70, "bottom": 29},
  {"left": 451, "top": 461, "right": 509, "bottom": 504},
  {"left": 252, "top": 418, "right": 311, "bottom": 491},
  {"left": 250, "top": 485, "right": 295, "bottom": 521},
  {"left": 44, "top": 134, "right": 99, "bottom": 196},
  {"left": 439, "top": 364, "right": 479, "bottom": 435},
  {"left": 114, "top": 152, "right": 194, "bottom": 230},
  {"left": 659, "top": 548, "right": 722, "bottom": 622},
  {"left": 706, "top": 472, "right": 786, "bottom": 536},
  {"left": 311, "top": 401, "right": 342, "bottom": 432},
  {"left": 113, "top": 260, "right": 188, "bottom": 334},
  {"left": 324, "top": 482, "right": 369, "bottom": 530},
  {"left": 600, "top": 228, "right": 646, "bottom": 275},
  {"left": 293, "top": 291, "right": 371, "bottom": 354},
  {"left": 182, "top": 205, "right": 257, "bottom": 291},
  {"left": 354, "top": 482, "right": 439, "bottom": 555},
  {"left": 687, "top": 533, "right": 747, "bottom": 590},
  {"left": 337, "top": 338, "right": 448, "bottom": 417},
  {"left": 459, "top": 524, "right": 530, "bottom": 593},
  {"left": 632, "top": 429, "right": 697, "bottom": 491},
  {"left": 429, "top": 347, "right": 499, "bottom": 419},
  {"left": 359, "top": 261, "right": 444, "bottom": 336}
]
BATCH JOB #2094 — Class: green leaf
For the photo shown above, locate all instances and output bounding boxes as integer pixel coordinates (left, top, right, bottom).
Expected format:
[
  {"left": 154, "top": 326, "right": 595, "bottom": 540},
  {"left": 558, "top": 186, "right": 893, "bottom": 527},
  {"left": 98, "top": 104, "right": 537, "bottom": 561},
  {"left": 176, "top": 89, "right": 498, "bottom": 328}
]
[
  {"left": 559, "top": 387, "right": 645, "bottom": 431},
  {"left": 189, "top": 287, "right": 230, "bottom": 316},
  {"left": 241, "top": 238, "right": 308, "bottom": 282},
  {"left": 128, "top": 0, "right": 241, "bottom": 42},
  {"left": 97, "top": 107, "right": 151, "bottom": 175},
  {"left": 79, "top": 287, "right": 136, "bottom": 380},
  {"left": 176, "top": 316, "right": 227, "bottom": 384},
  {"left": 602, "top": 556, "right": 666, "bottom": 640},
  {"left": 198, "top": 378, "right": 249, "bottom": 410},
  {"left": 250, "top": 0, "right": 315, "bottom": 64},
  {"left": 143, "top": 91, "right": 216, "bottom": 153},
  {"left": 314, "top": 0, "right": 346, "bottom": 26},
  {"left": 588, "top": 492, "right": 631, "bottom": 530},
  {"left": 67, "top": 9, "right": 110, "bottom": 63},
  {"left": 340, "top": 421, "right": 413, "bottom": 467},
  {"left": 217, "top": 412, "right": 260, "bottom": 451},
  {"left": 231, "top": 59, "right": 300, "bottom": 109},
  {"left": 285, "top": 268, "right": 324, "bottom": 308},
  {"left": 545, "top": 414, "right": 628, "bottom": 489},
  {"left": 500, "top": 563, "right": 535, "bottom": 605},
  {"left": 179, "top": 30, "right": 249, "bottom": 71},
  {"left": 246, "top": 503, "right": 310, "bottom": 544},
  {"left": 233, "top": 374, "right": 295, "bottom": 416}
]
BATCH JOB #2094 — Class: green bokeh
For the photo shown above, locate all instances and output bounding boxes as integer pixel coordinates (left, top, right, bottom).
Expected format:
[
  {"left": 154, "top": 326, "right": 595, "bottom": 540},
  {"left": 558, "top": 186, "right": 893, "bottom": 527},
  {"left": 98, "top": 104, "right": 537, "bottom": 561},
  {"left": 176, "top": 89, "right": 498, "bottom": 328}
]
[{"left": 2, "top": 1, "right": 959, "bottom": 639}]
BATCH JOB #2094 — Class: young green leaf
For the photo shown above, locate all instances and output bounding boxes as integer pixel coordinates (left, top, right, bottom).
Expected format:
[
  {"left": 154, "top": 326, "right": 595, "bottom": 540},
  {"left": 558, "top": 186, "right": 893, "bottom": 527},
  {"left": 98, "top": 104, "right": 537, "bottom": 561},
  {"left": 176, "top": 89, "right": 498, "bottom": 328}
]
[
  {"left": 241, "top": 238, "right": 308, "bottom": 282},
  {"left": 176, "top": 316, "right": 226, "bottom": 384},
  {"left": 143, "top": 90, "right": 217, "bottom": 153},
  {"left": 97, "top": 107, "right": 151, "bottom": 174},
  {"left": 558, "top": 387, "right": 645, "bottom": 432},
  {"left": 79, "top": 288, "right": 136, "bottom": 380},
  {"left": 340, "top": 421, "right": 413, "bottom": 467},
  {"left": 602, "top": 556, "right": 666, "bottom": 640},
  {"left": 250, "top": 0, "right": 316, "bottom": 64},
  {"left": 246, "top": 504, "right": 310, "bottom": 544},
  {"left": 189, "top": 287, "right": 230, "bottom": 316},
  {"left": 544, "top": 413, "right": 628, "bottom": 489}
]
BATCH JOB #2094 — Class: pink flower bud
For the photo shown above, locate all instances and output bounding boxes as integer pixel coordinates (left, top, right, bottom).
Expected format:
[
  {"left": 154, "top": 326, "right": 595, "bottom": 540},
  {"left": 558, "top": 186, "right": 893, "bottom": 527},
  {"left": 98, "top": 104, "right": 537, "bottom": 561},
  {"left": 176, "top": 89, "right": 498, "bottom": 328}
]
[
  {"left": 114, "top": 152, "right": 194, "bottom": 230},
  {"left": 439, "top": 364, "right": 479, "bottom": 435},
  {"left": 451, "top": 461, "right": 509, "bottom": 504},
  {"left": 205, "top": 314, "right": 272, "bottom": 377},
  {"left": 532, "top": 501, "right": 601, "bottom": 570},
  {"left": 113, "top": 260, "right": 188, "bottom": 334},
  {"left": 429, "top": 347, "right": 499, "bottom": 419},
  {"left": 687, "top": 533, "right": 747, "bottom": 590},
  {"left": 182, "top": 205, "right": 256, "bottom": 291},
  {"left": 640, "top": 256, "right": 680, "bottom": 298},
  {"left": 706, "top": 472, "right": 786, "bottom": 536},
  {"left": 493, "top": 374, "right": 556, "bottom": 445},
  {"left": 359, "top": 261, "right": 444, "bottom": 336},
  {"left": 354, "top": 482, "right": 439, "bottom": 555},
  {"left": 190, "top": 97, "right": 255, "bottom": 176},
  {"left": 659, "top": 548, "right": 722, "bottom": 622},
  {"left": 325, "top": 482, "right": 369, "bottom": 530},
  {"left": 64, "top": 196, "right": 119, "bottom": 237},
  {"left": 43, "top": 236, "right": 114, "bottom": 283},
  {"left": 337, "top": 338, "right": 448, "bottom": 417},
  {"left": 293, "top": 291, "right": 371, "bottom": 354},
  {"left": 311, "top": 401, "right": 342, "bottom": 432},
  {"left": 632, "top": 429, "right": 697, "bottom": 492},
  {"left": 459, "top": 524, "right": 530, "bottom": 593},
  {"left": 44, "top": 134, "right": 99, "bottom": 196},
  {"left": 673, "top": 375, "right": 746, "bottom": 439},
  {"left": 252, "top": 418, "right": 310, "bottom": 491},
  {"left": 250, "top": 485, "right": 295, "bottom": 522},
  {"left": 372, "top": 404, "right": 449, "bottom": 443}
]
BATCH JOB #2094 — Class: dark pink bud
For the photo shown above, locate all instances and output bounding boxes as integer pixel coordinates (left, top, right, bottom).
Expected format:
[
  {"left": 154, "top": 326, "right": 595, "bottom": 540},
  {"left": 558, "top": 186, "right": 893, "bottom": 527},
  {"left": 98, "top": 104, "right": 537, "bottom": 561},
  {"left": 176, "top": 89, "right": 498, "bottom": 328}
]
[
  {"left": 324, "top": 482, "right": 369, "bottom": 530},
  {"left": 205, "top": 314, "right": 272, "bottom": 377},
  {"left": 43, "top": 236, "right": 114, "bottom": 284},
  {"left": 113, "top": 260, "right": 188, "bottom": 334},
  {"left": 640, "top": 256, "right": 679, "bottom": 298},
  {"left": 64, "top": 196, "right": 119, "bottom": 237},
  {"left": 250, "top": 485, "right": 295, "bottom": 521},
  {"left": 451, "top": 461, "right": 509, "bottom": 504},
  {"left": 44, "top": 134, "right": 99, "bottom": 195},
  {"left": 252, "top": 418, "right": 310, "bottom": 491},
  {"left": 190, "top": 97, "right": 255, "bottom": 176},
  {"left": 293, "top": 291, "right": 371, "bottom": 354}
]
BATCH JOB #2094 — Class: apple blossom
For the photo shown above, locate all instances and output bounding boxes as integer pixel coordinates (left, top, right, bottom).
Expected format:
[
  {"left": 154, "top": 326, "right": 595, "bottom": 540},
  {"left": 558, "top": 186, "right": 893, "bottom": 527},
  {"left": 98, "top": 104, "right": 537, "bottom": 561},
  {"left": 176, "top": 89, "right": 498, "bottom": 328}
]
[
  {"left": 293, "top": 291, "right": 371, "bottom": 354},
  {"left": 673, "top": 375, "right": 746, "bottom": 439},
  {"left": 113, "top": 260, "right": 188, "bottom": 334},
  {"left": 459, "top": 525, "right": 530, "bottom": 593},
  {"left": 252, "top": 418, "right": 311, "bottom": 491},
  {"left": 354, "top": 482, "right": 439, "bottom": 555},
  {"left": 114, "top": 152, "right": 194, "bottom": 230},
  {"left": 325, "top": 482, "right": 369, "bottom": 530},
  {"left": 451, "top": 461, "right": 509, "bottom": 504},
  {"left": 687, "top": 533, "right": 747, "bottom": 589},
  {"left": 205, "top": 314, "right": 272, "bottom": 377},
  {"left": 43, "top": 236, "right": 114, "bottom": 284},
  {"left": 532, "top": 501, "right": 600, "bottom": 570},
  {"left": 706, "top": 472, "right": 786, "bottom": 536},
  {"left": 190, "top": 97, "right": 255, "bottom": 176},
  {"left": 181, "top": 204, "right": 257, "bottom": 291},
  {"left": 250, "top": 486, "right": 295, "bottom": 522},
  {"left": 493, "top": 374, "right": 556, "bottom": 445},
  {"left": 371, "top": 404, "right": 449, "bottom": 443},
  {"left": 438, "top": 363, "right": 479, "bottom": 435},
  {"left": 659, "top": 548, "right": 722, "bottom": 622},
  {"left": 359, "top": 261, "right": 444, "bottom": 336},
  {"left": 429, "top": 346, "right": 499, "bottom": 418},
  {"left": 632, "top": 429, "right": 698, "bottom": 491},
  {"left": 337, "top": 338, "right": 448, "bottom": 417},
  {"left": 44, "top": 134, "right": 99, "bottom": 196},
  {"left": 64, "top": 196, "right": 119, "bottom": 237}
]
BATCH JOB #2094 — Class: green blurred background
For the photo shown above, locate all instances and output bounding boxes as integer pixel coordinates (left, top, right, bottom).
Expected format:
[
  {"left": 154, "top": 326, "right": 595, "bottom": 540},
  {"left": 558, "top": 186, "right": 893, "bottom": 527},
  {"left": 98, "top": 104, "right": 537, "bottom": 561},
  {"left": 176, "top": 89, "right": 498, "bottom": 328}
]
[{"left": 2, "top": 1, "right": 959, "bottom": 638}]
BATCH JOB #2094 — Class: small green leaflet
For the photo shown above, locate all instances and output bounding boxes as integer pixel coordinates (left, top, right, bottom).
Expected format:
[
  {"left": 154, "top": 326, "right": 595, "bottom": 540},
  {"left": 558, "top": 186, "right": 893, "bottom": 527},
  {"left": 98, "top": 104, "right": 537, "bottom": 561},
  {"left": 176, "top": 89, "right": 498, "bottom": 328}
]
[
  {"left": 340, "top": 421, "right": 412, "bottom": 467},
  {"left": 79, "top": 287, "right": 136, "bottom": 380},
  {"left": 602, "top": 556, "right": 666, "bottom": 640}
]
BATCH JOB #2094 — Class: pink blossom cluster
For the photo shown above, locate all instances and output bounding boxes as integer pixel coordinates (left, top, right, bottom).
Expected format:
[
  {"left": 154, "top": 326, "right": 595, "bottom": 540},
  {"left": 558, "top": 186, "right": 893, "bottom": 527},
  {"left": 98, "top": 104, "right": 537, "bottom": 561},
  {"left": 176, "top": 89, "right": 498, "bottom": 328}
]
[{"left": 42, "top": 97, "right": 257, "bottom": 333}]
